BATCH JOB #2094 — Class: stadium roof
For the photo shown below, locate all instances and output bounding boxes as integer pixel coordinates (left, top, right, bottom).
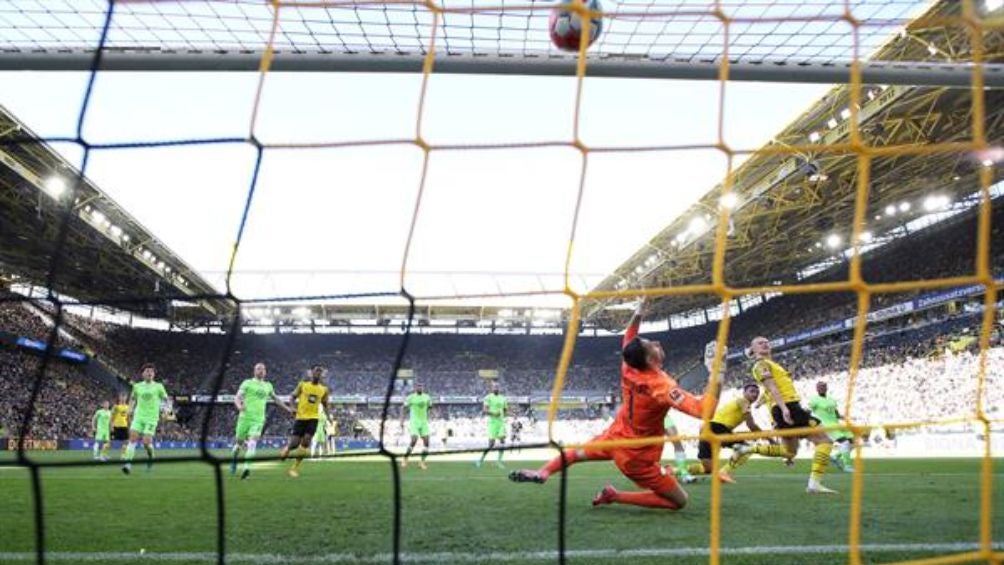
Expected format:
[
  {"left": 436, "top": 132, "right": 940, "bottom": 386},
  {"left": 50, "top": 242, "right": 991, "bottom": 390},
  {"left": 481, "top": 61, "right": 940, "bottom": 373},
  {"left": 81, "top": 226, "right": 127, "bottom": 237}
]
[
  {"left": 0, "top": 104, "right": 233, "bottom": 318},
  {"left": 586, "top": 0, "right": 1004, "bottom": 326},
  {"left": 0, "top": 0, "right": 1000, "bottom": 330}
]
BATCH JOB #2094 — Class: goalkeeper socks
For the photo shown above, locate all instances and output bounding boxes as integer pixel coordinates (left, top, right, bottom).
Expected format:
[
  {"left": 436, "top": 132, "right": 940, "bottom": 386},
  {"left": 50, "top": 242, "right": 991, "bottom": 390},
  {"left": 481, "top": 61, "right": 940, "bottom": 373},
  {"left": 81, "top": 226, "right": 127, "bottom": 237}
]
[
  {"left": 612, "top": 490, "right": 680, "bottom": 510},
  {"left": 809, "top": 443, "right": 833, "bottom": 483},
  {"left": 479, "top": 448, "right": 490, "bottom": 463},
  {"left": 752, "top": 444, "right": 790, "bottom": 458},
  {"left": 92, "top": 443, "right": 100, "bottom": 459},
  {"left": 539, "top": 449, "right": 580, "bottom": 480},
  {"left": 421, "top": 448, "right": 428, "bottom": 462},
  {"left": 497, "top": 447, "right": 504, "bottom": 463},
  {"left": 124, "top": 442, "right": 136, "bottom": 462},
  {"left": 243, "top": 440, "right": 257, "bottom": 471}
]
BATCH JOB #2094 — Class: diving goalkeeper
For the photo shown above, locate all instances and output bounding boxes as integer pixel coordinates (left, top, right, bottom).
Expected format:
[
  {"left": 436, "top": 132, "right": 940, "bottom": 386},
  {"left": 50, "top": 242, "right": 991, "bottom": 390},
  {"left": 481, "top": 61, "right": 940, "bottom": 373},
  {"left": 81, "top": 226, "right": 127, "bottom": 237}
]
[{"left": 509, "top": 298, "right": 717, "bottom": 510}]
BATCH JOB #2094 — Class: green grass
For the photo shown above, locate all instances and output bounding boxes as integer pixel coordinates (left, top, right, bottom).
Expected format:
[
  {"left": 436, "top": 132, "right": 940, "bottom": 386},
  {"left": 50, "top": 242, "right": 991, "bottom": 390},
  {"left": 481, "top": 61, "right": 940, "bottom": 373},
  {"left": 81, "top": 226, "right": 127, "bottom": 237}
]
[{"left": 0, "top": 452, "right": 1001, "bottom": 564}]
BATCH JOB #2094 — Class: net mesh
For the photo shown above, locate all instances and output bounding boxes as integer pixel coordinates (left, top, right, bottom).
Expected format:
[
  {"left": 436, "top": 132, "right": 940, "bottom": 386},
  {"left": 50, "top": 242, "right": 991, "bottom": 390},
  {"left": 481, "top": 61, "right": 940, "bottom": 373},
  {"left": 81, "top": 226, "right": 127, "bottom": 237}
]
[
  {"left": 0, "top": 0, "right": 948, "bottom": 64},
  {"left": 0, "top": 1, "right": 1000, "bottom": 565}
]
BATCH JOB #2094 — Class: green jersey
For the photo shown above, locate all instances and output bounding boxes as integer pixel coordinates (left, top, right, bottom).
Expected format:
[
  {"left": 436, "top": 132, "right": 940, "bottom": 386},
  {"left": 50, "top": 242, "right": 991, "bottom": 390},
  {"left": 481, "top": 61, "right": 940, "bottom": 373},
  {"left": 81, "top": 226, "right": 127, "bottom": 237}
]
[
  {"left": 808, "top": 395, "right": 841, "bottom": 426},
  {"left": 484, "top": 394, "right": 507, "bottom": 422},
  {"left": 238, "top": 378, "right": 274, "bottom": 422},
  {"left": 132, "top": 381, "right": 168, "bottom": 422},
  {"left": 405, "top": 393, "right": 432, "bottom": 424},
  {"left": 94, "top": 409, "right": 111, "bottom": 430}
]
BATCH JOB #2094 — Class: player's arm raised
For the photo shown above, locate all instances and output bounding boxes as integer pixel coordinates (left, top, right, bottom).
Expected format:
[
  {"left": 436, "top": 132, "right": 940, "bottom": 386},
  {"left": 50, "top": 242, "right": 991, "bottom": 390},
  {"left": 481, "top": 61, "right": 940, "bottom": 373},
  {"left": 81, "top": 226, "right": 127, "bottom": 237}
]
[{"left": 623, "top": 298, "right": 645, "bottom": 346}]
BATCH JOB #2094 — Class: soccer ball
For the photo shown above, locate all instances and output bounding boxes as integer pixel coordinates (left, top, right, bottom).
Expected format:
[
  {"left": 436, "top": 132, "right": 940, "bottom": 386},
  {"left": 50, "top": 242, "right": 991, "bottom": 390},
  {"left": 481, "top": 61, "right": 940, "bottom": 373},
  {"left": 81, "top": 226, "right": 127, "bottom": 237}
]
[{"left": 548, "top": 0, "right": 603, "bottom": 52}]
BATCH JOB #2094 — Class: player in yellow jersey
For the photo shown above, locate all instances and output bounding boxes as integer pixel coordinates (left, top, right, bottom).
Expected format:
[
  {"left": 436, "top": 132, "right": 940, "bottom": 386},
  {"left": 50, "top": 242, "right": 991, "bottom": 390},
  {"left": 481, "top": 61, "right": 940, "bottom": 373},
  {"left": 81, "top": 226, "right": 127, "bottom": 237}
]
[
  {"left": 111, "top": 393, "right": 130, "bottom": 459},
  {"left": 682, "top": 383, "right": 764, "bottom": 483},
  {"left": 280, "top": 365, "right": 330, "bottom": 478},
  {"left": 739, "top": 336, "right": 836, "bottom": 494}
]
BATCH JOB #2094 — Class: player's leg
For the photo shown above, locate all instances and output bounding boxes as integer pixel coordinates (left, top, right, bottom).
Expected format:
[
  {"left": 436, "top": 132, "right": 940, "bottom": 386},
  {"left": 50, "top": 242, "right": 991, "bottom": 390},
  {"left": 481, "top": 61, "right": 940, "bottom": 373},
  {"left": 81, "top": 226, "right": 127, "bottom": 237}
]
[
  {"left": 806, "top": 430, "right": 836, "bottom": 493},
  {"left": 594, "top": 452, "right": 687, "bottom": 510},
  {"left": 99, "top": 438, "right": 110, "bottom": 460},
  {"left": 92, "top": 438, "right": 101, "bottom": 460},
  {"left": 418, "top": 434, "right": 430, "bottom": 470},
  {"left": 510, "top": 431, "right": 613, "bottom": 484},
  {"left": 142, "top": 430, "right": 156, "bottom": 471},
  {"left": 232, "top": 417, "right": 249, "bottom": 475},
  {"left": 477, "top": 438, "right": 495, "bottom": 467},
  {"left": 121, "top": 425, "right": 142, "bottom": 474},
  {"left": 834, "top": 436, "right": 853, "bottom": 471},
  {"left": 495, "top": 437, "right": 505, "bottom": 467},
  {"left": 240, "top": 422, "right": 264, "bottom": 480},
  {"left": 289, "top": 427, "right": 312, "bottom": 477},
  {"left": 665, "top": 425, "right": 692, "bottom": 482},
  {"left": 402, "top": 434, "right": 418, "bottom": 467}
]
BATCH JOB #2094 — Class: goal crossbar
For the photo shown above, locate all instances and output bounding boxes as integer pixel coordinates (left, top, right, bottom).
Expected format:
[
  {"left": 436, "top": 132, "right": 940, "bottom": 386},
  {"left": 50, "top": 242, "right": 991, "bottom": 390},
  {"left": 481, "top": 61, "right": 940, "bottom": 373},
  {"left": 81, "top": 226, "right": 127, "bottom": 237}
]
[{"left": 2, "top": 51, "right": 1001, "bottom": 86}]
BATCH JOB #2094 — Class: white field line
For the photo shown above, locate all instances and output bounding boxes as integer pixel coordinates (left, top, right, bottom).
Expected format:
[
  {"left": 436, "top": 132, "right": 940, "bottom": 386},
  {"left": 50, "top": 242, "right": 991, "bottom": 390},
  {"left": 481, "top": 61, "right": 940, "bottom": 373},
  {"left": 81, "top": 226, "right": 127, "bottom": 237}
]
[{"left": 1, "top": 543, "right": 1002, "bottom": 563}]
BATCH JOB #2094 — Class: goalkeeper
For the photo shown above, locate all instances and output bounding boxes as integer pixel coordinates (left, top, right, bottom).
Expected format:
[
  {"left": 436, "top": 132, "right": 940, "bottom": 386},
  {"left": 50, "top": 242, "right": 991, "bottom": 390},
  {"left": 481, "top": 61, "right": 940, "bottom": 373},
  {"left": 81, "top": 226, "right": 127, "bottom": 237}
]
[{"left": 509, "top": 298, "right": 717, "bottom": 510}]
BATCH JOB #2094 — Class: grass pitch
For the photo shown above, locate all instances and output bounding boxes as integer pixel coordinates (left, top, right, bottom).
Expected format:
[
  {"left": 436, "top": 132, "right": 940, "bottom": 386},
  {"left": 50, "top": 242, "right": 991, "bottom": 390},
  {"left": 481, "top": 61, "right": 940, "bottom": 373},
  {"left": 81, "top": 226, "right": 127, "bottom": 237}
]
[{"left": 0, "top": 451, "right": 1001, "bottom": 564}]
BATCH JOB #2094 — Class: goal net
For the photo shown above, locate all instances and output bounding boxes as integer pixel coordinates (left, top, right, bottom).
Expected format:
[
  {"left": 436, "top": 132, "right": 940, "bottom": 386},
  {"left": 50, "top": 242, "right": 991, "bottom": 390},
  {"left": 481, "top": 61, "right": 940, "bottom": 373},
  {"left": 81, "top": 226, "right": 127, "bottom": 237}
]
[{"left": 0, "top": 1, "right": 1001, "bottom": 564}]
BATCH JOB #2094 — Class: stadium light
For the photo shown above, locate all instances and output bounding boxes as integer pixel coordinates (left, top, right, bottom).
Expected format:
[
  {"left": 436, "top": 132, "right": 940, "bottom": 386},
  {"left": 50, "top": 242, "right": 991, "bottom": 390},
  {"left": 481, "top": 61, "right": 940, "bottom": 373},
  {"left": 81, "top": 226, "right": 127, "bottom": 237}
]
[
  {"left": 927, "top": 43, "right": 937, "bottom": 56},
  {"left": 141, "top": 249, "right": 152, "bottom": 259},
  {"left": 122, "top": 234, "right": 130, "bottom": 241},
  {"left": 110, "top": 225, "right": 122, "bottom": 237},
  {"left": 884, "top": 204, "right": 897, "bottom": 216},
  {"left": 899, "top": 201, "right": 911, "bottom": 212},
  {"left": 874, "top": 214, "right": 882, "bottom": 220},
  {"left": 860, "top": 231, "right": 873, "bottom": 243},
  {"left": 827, "top": 118, "right": 838, "bottom": 129},
  {"left": 719, "top": 192, "right": 738, "bottom": 209},
  {"left": 808, "top": 132, "right": 821, "bottom": 143},
  {"left": 91, "top": 209, "right": 105, "bottom": 224},
  {"left": 688, "top": 216, "right": 706, "bottom": 233},
  {"left": 988, "top": 0, "right": 1004, "bottom": 12},
  {"left": 840, "top": 108, "right": 851, "bottom": 120},
  {"left": 825, "top": 234, "right": 841, "bottom": 249},
  {"left": 815, "top": 242, "right": 823, "bottom": 248},
  {"left": 923, "top": 195, "right": 950, "bottom": 211},
  {"left": 982, "top": 158, "right": 994, "bottom": 168},
  {"left": 867, "top": 90, "right": 877, "bottom": 101},
  {"left": 44, "top": 176, "right": 67, "bottom": 197}
]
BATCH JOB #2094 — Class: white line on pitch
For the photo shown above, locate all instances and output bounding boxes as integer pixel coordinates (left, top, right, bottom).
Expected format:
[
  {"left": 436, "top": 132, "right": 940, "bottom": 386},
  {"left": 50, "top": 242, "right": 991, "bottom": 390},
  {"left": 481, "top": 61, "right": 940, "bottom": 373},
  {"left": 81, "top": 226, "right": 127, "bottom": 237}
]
[{"left": 1, "top": 542, "right": 1002, "bottom": 563}]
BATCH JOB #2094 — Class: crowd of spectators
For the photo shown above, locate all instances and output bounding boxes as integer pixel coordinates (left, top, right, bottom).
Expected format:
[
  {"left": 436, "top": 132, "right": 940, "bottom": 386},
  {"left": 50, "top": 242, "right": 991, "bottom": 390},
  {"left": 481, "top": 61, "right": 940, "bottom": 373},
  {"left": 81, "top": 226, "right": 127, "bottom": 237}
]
[{"left": 1, "top": 202, "right": 1001, "bottom": 444}]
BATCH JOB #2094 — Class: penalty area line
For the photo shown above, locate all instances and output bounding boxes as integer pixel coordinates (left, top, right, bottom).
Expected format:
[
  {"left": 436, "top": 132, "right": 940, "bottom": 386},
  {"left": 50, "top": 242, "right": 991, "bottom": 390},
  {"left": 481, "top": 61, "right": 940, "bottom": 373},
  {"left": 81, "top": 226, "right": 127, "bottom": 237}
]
[{"left": 2, "top": 542, "right": 1002, "bottom": 563}]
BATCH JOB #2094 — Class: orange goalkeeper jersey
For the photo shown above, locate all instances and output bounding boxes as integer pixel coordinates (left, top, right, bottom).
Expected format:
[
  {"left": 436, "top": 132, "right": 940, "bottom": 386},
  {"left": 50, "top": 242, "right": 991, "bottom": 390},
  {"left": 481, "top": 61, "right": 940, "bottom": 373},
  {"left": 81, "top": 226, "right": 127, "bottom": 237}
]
[{"left": 610, "top": 321, "right": 713, "bottom": 439}]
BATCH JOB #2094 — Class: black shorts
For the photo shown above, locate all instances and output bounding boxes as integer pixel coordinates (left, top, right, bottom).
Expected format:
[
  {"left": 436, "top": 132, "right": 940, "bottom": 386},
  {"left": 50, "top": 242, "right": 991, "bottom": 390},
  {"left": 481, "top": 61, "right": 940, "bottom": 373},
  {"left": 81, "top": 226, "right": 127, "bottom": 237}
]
[
  {"left": 112, "top": 427, "right": 129, "bottom": 441},
  {"left": 697, "top": 422, "right": 738, "bottom": 460},
  {"left": 292, "top": 419, "right": 318, "bottom": 438},
  {"left": 770, "top": 402, "right": 819, "bottom": 430}
]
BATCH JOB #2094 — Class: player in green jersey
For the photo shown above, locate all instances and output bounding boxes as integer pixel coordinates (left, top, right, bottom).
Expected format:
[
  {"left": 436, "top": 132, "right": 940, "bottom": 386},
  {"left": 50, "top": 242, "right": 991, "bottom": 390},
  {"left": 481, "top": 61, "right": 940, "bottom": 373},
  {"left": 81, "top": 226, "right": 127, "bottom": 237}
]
[
  {"left": 232, "top": 362, "right": 292, "bottom": 479},
  {"left": 400, "top": 382, "right": 433, "bottom": 470},
  {"left": 122, "top": 363, "right": 171, "bottom": 475},
  {"left": 663, "top": 413, "right": 695, "bottom": 483},
  {"left": 91, "top": 400, "right": 112, "bottom": 461},
  {"left": 808, "top": 381, "right": 853, "bottom": 472},
  {"left": 477, "top": 383, "right": 508, "bottom": 468},
  {"left": 310, "top": 404, "right": 329, "bottom": 459}
]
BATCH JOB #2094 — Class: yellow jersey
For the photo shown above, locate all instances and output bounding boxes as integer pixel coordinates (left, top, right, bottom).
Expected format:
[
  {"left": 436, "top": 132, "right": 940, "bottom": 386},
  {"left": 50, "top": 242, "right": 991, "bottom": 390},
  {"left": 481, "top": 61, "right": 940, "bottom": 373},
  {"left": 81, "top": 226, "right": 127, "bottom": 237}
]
[
  {"left": 293, "top": 381, "right": 329, "bottom": 421},
  {"left": 111, "top": 404, "right": 130, "bottom": 428},
  {"left": 711, "top": 397, "right": 752, "bottom": 430},
  {"left": 751, "top": 358, "right": 800, "bottom": 407}
]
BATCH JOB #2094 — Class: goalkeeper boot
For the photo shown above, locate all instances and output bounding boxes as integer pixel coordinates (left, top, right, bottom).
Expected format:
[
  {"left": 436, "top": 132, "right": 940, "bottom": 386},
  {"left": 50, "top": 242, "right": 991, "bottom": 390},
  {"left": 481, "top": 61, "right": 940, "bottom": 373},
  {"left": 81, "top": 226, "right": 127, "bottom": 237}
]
[
  {"left": 240, "top": 469, "right": 251, "bottom": 481},
  {"left": 591, "top": 484, "right": 617, "bottom": 507}
]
